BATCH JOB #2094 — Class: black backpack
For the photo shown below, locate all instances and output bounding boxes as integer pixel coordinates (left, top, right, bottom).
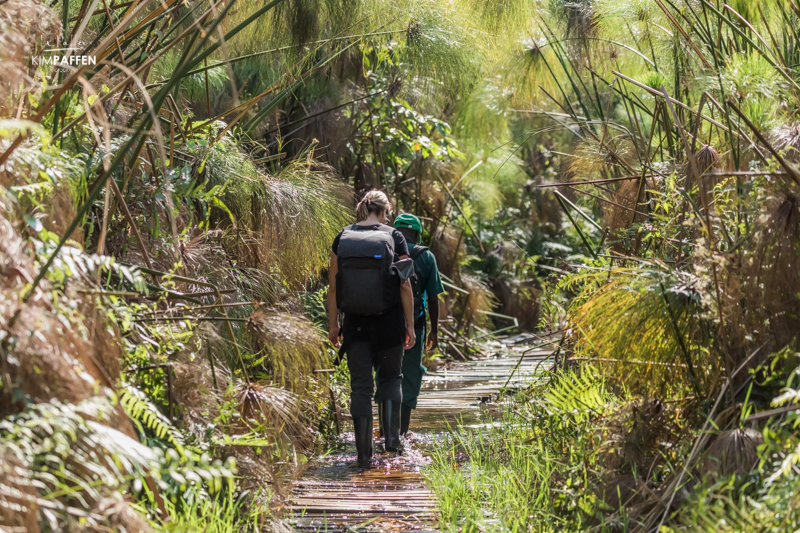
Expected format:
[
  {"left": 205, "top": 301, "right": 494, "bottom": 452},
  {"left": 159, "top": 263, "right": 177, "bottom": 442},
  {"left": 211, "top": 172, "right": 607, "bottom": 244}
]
[
  {"left": 409, "top": 245, "right": 429, "bottom": 329},
  {"left": 335, "top": 224, "right": 400, "bottom": 316}
]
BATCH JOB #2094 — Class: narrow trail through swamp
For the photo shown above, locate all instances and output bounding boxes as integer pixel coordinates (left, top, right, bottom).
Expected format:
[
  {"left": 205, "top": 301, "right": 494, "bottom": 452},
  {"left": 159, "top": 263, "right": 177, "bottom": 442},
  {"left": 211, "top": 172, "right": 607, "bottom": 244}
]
[{"left": 286, "top": 337, "right": 555, "bottom": 532}]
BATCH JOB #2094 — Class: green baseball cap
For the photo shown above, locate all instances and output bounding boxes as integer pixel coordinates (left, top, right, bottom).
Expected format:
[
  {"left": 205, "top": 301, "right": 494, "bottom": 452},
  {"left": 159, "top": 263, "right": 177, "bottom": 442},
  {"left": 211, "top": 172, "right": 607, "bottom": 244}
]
[{"left": 394, "top": 213, "right": 422, "bottom": 232}]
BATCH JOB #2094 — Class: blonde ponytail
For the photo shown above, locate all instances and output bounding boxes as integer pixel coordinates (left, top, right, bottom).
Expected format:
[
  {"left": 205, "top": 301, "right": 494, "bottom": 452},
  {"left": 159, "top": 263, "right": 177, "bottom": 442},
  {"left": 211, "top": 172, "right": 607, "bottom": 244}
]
[{"left": 355, "top": 190, "right": 392, "bottom": 222}]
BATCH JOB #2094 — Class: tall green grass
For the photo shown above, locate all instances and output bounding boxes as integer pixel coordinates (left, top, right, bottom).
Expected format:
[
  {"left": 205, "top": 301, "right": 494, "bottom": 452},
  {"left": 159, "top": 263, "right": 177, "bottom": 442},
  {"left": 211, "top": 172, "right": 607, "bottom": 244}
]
[
  {"left": 426, "top": 371, "right": 610, "bottom": 532},
  {"left": 164, "top": 495, "right": 268, "bottom": 532},
  {"left": 426, "top": 410, "right": 566, "bottom": 532}
]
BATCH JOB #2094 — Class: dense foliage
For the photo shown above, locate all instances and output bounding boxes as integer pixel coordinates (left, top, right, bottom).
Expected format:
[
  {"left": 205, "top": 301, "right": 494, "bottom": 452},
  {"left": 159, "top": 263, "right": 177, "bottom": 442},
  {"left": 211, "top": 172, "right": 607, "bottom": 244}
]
[
  {"left": 424, "top": 0, "right": 800, "bottom": 531},
  {"left": 1, "top": 0, "right": 799, "bottom": 530}
]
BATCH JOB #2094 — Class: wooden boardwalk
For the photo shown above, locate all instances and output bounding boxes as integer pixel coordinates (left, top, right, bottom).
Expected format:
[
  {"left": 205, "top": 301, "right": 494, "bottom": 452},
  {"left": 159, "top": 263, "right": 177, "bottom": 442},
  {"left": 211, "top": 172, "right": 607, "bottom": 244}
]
[{"left": 287, "top": 338, "right": 554, "bottom": 532}]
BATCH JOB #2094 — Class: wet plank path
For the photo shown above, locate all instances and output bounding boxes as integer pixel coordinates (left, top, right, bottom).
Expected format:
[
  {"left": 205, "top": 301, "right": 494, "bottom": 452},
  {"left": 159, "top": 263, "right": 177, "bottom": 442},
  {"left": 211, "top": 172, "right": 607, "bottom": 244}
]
[{"left": 287, "top": 338, "right": 554, "bottom": 532}]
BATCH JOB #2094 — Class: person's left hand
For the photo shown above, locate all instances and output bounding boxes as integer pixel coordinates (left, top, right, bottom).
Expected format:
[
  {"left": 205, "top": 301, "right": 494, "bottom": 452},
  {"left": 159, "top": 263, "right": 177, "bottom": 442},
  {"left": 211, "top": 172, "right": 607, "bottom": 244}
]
[
  {"left": 426, "top": 329, "right": 439, "bottom": 352},
  {"left": 328, "top": 324, "right": 341, "bottom": 348},
  {"left": 404, "top": 325, "right": 416, "bottom": 349}
]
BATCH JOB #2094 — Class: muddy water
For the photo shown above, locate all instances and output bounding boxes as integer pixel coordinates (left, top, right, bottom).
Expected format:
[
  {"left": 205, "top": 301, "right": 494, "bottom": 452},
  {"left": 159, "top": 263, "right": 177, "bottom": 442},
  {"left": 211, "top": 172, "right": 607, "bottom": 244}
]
[{"left": 287, "top": 339, "right": 554, "bottom": 532}]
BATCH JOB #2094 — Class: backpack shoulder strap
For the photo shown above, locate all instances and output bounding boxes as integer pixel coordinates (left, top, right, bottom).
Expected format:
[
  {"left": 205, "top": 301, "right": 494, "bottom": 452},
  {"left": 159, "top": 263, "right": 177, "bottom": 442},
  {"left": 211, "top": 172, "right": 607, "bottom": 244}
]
[{"left": 409, "top": 246, "right": 429, "bottom": 261}]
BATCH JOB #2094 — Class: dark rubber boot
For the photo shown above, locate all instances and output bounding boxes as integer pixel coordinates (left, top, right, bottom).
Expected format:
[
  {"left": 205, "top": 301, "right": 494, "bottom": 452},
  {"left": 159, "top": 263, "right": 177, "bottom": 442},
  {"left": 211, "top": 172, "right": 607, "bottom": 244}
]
[
  {"left": 400, "top": 404, "right": 412, "bottom": 435},
  {"left": 352, "top": 416, "right": 373, "bottom": 467},
  {"left": 381, "top": 400, "right": 403, "bottom": 454},
  {"left": 378, "top": 403, "right": 385, "bottom": 438}
]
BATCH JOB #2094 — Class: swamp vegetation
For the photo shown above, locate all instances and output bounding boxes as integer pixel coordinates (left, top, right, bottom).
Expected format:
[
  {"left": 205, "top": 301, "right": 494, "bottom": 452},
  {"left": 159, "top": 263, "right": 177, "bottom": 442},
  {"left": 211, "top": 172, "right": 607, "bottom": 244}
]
[{"left": 1, "top": 0, "right": 799, "bottom": 531}]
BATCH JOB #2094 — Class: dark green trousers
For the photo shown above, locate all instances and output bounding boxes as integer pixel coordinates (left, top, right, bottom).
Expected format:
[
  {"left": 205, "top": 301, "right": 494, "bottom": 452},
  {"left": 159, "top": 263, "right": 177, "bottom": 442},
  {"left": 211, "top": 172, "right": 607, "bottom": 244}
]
[{"left": 401, "top": 327, "right": 427, "bottom": 409}]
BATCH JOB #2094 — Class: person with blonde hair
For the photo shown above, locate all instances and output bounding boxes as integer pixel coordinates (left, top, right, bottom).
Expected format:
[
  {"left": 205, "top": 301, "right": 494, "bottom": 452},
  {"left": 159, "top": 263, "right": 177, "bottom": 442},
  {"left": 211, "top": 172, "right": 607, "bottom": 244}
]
[{"left": 328, "top": 190, "right": 416, "bottom": 466}]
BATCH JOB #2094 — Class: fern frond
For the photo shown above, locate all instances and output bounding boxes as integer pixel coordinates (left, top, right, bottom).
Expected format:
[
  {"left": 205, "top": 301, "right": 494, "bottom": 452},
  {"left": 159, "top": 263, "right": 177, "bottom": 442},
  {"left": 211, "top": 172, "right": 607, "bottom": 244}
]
[
  {"left": 0, "top": 397, "right": 156, "bottom": 528},
  {"left": 119, "top": 385, "right": 185, "bottom": 454},
  {"left": 542, "top": 369, "right": 608, "bottom": 425}
]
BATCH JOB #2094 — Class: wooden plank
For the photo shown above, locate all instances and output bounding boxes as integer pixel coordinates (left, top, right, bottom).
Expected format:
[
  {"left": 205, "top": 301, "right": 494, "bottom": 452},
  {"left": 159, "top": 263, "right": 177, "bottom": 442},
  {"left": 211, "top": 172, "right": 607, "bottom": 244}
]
[{"left": 286, "top": 348, "right": 554, "bottom": 531}]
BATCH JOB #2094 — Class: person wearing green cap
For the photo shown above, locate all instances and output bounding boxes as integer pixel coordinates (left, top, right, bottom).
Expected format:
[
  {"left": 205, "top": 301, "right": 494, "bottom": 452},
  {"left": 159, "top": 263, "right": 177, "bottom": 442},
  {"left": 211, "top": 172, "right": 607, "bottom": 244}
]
[{"left": 386, "top": 213, "right": 445, "bottom": 435}]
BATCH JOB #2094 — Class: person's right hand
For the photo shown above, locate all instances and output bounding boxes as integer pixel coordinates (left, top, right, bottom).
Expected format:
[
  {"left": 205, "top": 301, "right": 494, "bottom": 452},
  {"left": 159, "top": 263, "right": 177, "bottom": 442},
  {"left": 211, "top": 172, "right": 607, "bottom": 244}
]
[
  {"left": 426, "top": 329, "right": 439, "bottom": 352},
  {"left": 329, "top": 325, "right": 341, "bottom": 348}
]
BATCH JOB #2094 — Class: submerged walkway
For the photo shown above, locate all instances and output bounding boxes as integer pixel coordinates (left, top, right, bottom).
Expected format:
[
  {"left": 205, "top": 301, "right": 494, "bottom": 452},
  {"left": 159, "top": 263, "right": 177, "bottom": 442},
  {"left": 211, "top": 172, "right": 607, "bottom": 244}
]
[{"left": 287, "top": 338, "right": 554, "bottom": 532}]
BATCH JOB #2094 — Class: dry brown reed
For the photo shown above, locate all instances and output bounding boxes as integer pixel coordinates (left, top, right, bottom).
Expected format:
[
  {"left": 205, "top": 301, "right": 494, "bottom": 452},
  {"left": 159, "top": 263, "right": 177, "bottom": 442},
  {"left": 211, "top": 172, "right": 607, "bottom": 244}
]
[
  {"left": 604, "top": 180, "right": 644, "bottom": 233},
  {"left": 771, "top": 122, "right": 800, "bottom": 162},
  {"left": 566, "top": 136, "right": 638, "bottom": 183},
  {"left": 602, "top": 177, "right": 660, "bottom": 253},
  {"left": 484, "top": 241, "right": 540, "bottom": 330},
  {"left": 429, "top": 226, "right": 465, "bottom": 279},
  {"left": 172, "top": 324, "right": 229, "bottom": 437},
  {"left": 599, "top": 399, "right": 684, "bottom": 474},
  {"left": 491, "top": 277, "right": 540, "bottom": 331},
  {"left": 202, "top": 146, "right": 353, "bottom": 288},
  {"left": 233, "top": 381, "right": 313, "bottom": 452},
  {"left": 701, "top": 428, "right": 762, "bottom": 481},
  {"left": 94, "top": 496, "right": 154, "bottom": 533},
  {"left": 394, "top": 158, "right": 449, "bottom": 233},
  {"left": 0, "top": 446, "right": 39, "bottom": 532},
  {"left": 717, "top": 190, "right": 800, "bottom": 358},
  {"left": 460, "top": 273, "right": 494, "bottom": 328},
  {"left": 245, "top": 308, "right": 327, "bottom": 387},
  {"left": 420, "top": 179, "right": 447, "bottom": 222},
  {"left": 0, "top": 201, "right": 152, "bottom": 528},
  {"left": 0, "top": 0, "right": 59, "bottom": 113},
  {"left": 683, "top": 144, "right": 722, "bottom": 190},
  {"left": 0, "top": 204, "right": 124, "bottom": 419},
  {"left": 591, "top": 399, "right": 689, "bottom": 524},
  {"left": 527, "top": 186, "right": 562, "bottom": 235}
]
